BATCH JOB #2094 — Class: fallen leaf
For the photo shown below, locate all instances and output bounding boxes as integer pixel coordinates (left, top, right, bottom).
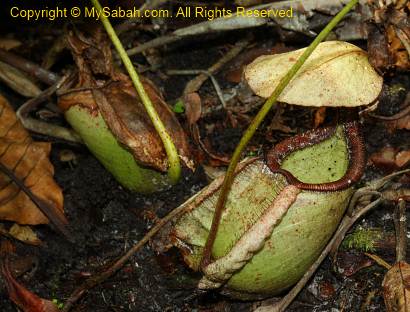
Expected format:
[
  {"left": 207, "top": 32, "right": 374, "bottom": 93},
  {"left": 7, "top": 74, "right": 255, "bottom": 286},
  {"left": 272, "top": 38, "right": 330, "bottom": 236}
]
[
  {"left": 368, "top": 1, "right": 410, "bottom": 73},
  {"left": 181, "top": 92, "right": 228, "bottom": 165},
  {"left": 9, "top": 224, "right": 41, "bottom": 246},
  {"left": 183, "top": 92, "right": 202, "bottom": 126},
  {"left": 244, "top": 41, "right": 383, "bottom": 107},
  {"left": 370, "top": 146, "right": 399, "bottom": 172},
  {"left": 268, "top": 104, "right": 293, "bottom": 133},
  {"left": 370, "top": 146, "right": 410, "bottom": 172},
  {"left": 0, "top": 38, "right": 21, "bottom": 51},
  {"left": 1, "top": 244, "right": 59, "bottom": 312},
  {"left": 383, "top": 261, "right": 410, "bottom": 312},
  {"left": 0, "top": 61, "right": 41, "bottom": 97},
  {"left": 314, "top": 107, "right": 327, "bottom": 128},
  {"left": 336, "top": 251, "right": 374, "bottom": 277},
  {"left": 396, "top": 150, "right": 410, "bottom": 168},
  {"left": 318, "top": 280, "right": 336, "bottom": 300},
  {"left": 0, "top": 94, "right": 66, "bottom": 225}
]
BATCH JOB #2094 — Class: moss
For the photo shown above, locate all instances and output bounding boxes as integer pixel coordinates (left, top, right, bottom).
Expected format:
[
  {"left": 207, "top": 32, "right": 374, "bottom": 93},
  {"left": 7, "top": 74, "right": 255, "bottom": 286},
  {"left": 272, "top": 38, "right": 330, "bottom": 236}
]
[{"left": 342, "top": 227, "right": 383, "bottom": 252}]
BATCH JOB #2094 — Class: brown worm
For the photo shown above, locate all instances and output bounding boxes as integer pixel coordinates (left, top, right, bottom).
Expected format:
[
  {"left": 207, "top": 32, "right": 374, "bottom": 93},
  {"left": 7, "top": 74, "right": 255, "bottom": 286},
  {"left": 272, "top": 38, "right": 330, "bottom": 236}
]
[{"left": 265, "top": 121, "right": 365, "bottom": 192}]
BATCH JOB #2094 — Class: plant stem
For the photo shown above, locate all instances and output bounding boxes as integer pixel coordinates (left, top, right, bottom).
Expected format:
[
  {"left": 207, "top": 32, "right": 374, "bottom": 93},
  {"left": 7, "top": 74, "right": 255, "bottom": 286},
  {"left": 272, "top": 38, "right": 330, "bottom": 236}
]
[
  {"left": 201, "top": 0, "right": 360, "bottom": 268},
  {"left": 90, "top": 0, "right": 181, "bottom": 183}
]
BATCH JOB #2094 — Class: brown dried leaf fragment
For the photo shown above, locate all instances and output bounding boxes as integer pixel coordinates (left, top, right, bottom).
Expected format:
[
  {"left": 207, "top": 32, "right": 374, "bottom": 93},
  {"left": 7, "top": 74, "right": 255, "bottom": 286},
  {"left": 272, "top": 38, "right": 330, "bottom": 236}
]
[
  {"left": 368, "top": 1, "right": 410, "bottom": 73},
  {"left": 370, "top": 147, "right": 410, "bottom": 173},
  {"left": 0, "top": 94, "right": 66, "bottom": 225},
  {"left": 9, "top": 224, "right": 41, "bottom": 245},
  {"left": 383, "top": 261, "right": 410, "bottom": 312},
  {"left": 0, "top": 61, "right": 41, "bottom": 98},
  {"left": 0, "top": 38, "right": 21, "bottom": 51},
  {"left": 0, "top": 241, "right": 59, "bottom": 312}
]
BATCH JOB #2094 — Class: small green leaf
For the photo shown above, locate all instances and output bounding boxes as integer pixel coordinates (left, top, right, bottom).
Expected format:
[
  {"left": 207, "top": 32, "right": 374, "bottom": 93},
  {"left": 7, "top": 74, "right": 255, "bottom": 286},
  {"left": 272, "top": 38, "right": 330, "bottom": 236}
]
[{"left": 173, "top": 100, "right": 185, "bottom": 113}]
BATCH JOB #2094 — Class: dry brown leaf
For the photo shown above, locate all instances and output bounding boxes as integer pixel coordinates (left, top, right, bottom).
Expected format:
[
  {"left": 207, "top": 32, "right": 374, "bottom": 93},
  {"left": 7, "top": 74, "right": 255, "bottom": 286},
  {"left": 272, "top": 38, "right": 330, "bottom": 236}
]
[
  {"left": 267, "top": 104, "right": 293, "bottom": 133},
  {"left": 367, "top": 23, "right": 391, "bottom": 73},
  {"left": 183, "top": 92, "right": 202, "bottom": 126},
  {"left": 0, "top": 61, "right": 41, "bottom": 98},
  {"left": 314, "top": 107, "right": 327, "bottom": 128},
  {"left": 1, "top": 242, "right": 59, "bottom": 312},
  {"left": 0, "top": 38, "right": 21, "bottom": 51},
  {"left": 9, "top": 224, "right": 41, "bottom": 245},
  {"left": 370, "top": 146, "right": 399, "bottom": 172},
  {"left": 368, "top": 1, "right": 410, "bottom": 73},
  {"left": 370, "top": 147, "right": 410, "bottom": 172},
  {"left": 244, "top": 41, "right": 383, "bottom": 107},
  {"left": 0, "top": 94, "right": 65, "bottom": 225},
  {"left": 396, "top": 150, "right": 410, "bottom": 168},
  {"left": 383, "top": 261, "right": 410, "bottom": 312}
]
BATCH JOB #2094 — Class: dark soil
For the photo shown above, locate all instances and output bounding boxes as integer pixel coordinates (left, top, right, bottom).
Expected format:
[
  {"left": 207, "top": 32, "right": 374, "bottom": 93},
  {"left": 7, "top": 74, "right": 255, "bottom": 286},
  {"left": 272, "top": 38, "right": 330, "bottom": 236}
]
[{"left": 0, "top": 7, "right": 410, "bottom": 312}]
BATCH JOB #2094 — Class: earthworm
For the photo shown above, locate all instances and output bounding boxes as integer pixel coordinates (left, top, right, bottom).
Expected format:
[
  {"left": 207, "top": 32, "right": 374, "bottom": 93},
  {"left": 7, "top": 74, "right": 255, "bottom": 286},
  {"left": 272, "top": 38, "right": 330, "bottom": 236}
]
[{"left": 265, "top": 121, "right": 365, "bottom": 191}]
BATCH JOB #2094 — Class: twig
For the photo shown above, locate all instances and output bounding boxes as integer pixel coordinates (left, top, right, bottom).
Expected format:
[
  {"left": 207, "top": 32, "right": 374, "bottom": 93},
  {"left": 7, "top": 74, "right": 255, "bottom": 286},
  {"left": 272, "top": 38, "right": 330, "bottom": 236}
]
[
  {"left": 200, "top": 0, "right": 360, "bottom": 269},
  {"left": 394, "top": 199, "right": 407, "bottom": 262},
  {"left": 0, "top": 48, "right": 60, "bottom": 85},
  {"left": 0, "top": 162, "right": 70, "bottom": 239},
  {"left": 61, "top": 201, "right": 191, "bottom": 312},
  {"left": 166, "top": 38, "right": 249, "bottom": 112},
  {"left": 16, "top": 76, "right": 82, "bottom": 143},
  {"left": 183, "top": 38, "right": 249, "bottom": 95},
  {"left": 126, "top": 0, "right": 368, "bottom": 56},
  {"left": 167, "top": 69, "right": 227, "bottom": 109},
  {"left": 348, "top": 169, "right": 410, "bottom": 215},
  {"left": 364, "top": 252, "right": 392, "bottom": 270},
  {"left": 127, "top": 35, "right": 181, "bottom": 56},
  {"left": 0, "top": 61, "right": 41, "bottom": 97},
  {"left": 91, "top": 0, "right": 181, "bottom": 184},
  {"left": 395, "top": 27, "right": 410, "bottom": 59},
  {"left": 115, "top": 0, "right": 169, "bottom": 34}
]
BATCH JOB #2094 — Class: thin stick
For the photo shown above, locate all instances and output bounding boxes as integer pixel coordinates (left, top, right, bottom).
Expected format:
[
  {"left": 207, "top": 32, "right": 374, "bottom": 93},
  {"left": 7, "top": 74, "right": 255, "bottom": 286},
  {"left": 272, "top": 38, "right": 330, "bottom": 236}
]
[
  {"left": 90, "top": 0, "right": 181, "bottom": 184},
  {"left": 0, "top": 48, "right": 60, "bottom": 86},
  {"left": 166, "top": 70, "right": 227, "bottom": 109},
  {"left": 16, "top": 75, "right": 82, "bottom": 143},
  {"left": 200, "top": 0, "right": 360, "bottom": 268},
  {"left": 394, "top": 199, "right": 407, "bottom": 262},
  {"left": 183, "top": 38, "right": 249, "bottom": 95},
  {"left": 126, "top": 0, "right": 367, "bottom": 56},
  {"left": 364, "top": 253, "right": 392, "bottom": 270}
]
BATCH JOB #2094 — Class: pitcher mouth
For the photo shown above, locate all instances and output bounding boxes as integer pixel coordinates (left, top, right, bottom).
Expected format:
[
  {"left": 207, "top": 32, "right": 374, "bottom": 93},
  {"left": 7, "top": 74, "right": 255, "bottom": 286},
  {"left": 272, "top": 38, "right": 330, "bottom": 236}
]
[{"left": 265, "top": 121, "right": 365, "bottom": 192}]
